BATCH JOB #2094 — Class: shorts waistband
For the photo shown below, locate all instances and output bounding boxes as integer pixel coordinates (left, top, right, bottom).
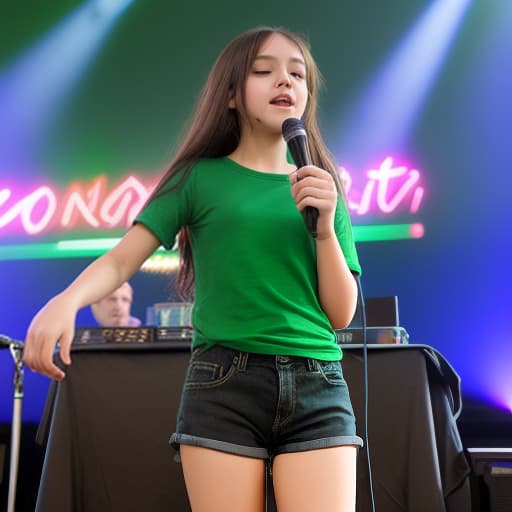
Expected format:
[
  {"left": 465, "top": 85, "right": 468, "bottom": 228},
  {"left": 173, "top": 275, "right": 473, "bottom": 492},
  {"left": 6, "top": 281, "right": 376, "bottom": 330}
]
[{"left": 192, "top": 345, "right": 328, "bottom": 372}]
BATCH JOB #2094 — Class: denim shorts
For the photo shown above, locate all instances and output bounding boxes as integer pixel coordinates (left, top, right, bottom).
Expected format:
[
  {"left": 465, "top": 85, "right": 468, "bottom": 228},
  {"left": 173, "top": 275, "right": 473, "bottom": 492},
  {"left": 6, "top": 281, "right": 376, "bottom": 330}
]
[{"left": 170, "top": 345, "right": 363, "bottom": 459}]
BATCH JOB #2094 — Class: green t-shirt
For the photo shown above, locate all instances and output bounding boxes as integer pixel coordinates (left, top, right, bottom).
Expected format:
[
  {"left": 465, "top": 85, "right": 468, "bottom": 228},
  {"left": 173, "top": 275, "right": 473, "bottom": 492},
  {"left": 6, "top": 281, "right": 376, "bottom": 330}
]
[{"left": 135, "top": 157, "right": 361, "bottom": 361}]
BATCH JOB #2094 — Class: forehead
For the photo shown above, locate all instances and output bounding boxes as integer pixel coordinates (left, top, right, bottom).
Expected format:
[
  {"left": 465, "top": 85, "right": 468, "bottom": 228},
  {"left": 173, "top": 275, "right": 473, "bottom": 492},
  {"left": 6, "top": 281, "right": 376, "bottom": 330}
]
[
  {"left": 256, "top": 33, "right": 305, "bottom": 63},
  {"left": 108, "top": 284, "right": 132, "bottom": 300}
]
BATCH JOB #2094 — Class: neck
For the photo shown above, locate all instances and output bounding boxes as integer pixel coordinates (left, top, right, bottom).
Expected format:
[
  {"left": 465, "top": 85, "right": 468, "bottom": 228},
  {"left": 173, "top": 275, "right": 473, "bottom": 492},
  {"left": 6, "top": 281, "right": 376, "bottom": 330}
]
[{"left": 228, "top": 128, "right": 295, "bottom": 174}]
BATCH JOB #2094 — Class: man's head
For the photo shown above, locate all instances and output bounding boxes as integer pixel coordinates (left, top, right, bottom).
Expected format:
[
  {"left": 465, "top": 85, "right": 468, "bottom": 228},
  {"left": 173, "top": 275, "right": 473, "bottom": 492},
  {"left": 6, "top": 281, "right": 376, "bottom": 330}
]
[{"left": 91, "top": 282, "right": 134, "bottom": 327}]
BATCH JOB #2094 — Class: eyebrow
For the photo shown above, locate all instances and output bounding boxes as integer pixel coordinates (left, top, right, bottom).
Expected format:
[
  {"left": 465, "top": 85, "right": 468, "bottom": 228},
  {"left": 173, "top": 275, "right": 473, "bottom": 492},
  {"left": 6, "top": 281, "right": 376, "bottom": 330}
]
[{"left": 254, "top": 55, "right": 306, "bottom": 66}]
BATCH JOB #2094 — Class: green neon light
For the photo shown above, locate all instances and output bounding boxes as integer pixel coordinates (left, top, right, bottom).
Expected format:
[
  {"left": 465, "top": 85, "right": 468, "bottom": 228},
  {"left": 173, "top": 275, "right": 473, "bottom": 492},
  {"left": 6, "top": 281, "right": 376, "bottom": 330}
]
[
  {"left": 353, "top": 223, "right": 423, "bottom": 242},
  {"left": 0, "top": 223, "right": 424, "bottom": 261},
  {"left": 57, "top": 238, "right": 123, "bottom": 250},
  {"left": 0, "top": 239, "right": 170, "bottom": 260}
]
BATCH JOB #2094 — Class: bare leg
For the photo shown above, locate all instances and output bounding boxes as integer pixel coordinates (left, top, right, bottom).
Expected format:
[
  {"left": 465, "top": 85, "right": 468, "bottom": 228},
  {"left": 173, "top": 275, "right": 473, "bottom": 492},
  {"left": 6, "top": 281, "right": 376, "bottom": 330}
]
[
  {"left": 180, "top": 445, "right": 266, "bottom": 512},
  {"left": 272, "top": 446, "right": 357, "bottom": 512}
]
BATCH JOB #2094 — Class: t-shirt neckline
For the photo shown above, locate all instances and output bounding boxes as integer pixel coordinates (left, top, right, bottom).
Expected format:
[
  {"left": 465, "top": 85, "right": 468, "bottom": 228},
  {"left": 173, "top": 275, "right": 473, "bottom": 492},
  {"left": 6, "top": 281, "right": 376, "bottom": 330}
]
[{"left": 222, "top": 157, "right": 294, "bottom": 181}]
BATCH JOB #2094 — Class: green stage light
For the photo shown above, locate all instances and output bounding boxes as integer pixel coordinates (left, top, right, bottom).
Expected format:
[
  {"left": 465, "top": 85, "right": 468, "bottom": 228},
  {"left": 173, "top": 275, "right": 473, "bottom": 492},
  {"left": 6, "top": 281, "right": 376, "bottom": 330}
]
[{"left": 0, "top": 223, "right": 424, "bottom": 262}]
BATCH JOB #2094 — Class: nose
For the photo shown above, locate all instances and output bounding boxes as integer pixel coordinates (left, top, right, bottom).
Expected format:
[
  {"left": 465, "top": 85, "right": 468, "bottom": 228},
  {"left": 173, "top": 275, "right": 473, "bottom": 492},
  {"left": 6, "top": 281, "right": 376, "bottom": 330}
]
[{"left": 276, "top": 70, "right": 291, "bottom": 88}]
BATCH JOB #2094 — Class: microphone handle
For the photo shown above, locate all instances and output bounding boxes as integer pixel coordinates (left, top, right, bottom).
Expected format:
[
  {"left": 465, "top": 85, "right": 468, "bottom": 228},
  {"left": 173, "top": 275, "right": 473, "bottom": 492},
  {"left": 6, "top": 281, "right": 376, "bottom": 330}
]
[
  {"left": 303, "top": 205, "right": 319, "bottom": 239},
  {"left": 288, "top": 137, "right": 318, "bottom": 238}
]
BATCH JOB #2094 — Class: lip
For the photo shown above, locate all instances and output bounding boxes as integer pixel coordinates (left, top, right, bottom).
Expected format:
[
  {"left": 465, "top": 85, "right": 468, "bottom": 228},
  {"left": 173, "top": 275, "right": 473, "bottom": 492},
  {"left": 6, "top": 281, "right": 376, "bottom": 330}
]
[{"left": 270, "top": 94, "right": 294, "bottom": 106}]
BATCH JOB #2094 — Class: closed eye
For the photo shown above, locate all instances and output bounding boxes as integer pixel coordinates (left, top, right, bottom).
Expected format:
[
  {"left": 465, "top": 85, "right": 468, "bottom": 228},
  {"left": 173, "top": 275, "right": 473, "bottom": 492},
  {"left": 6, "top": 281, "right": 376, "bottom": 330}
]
[{"left": 253, "top": 70, "right": 271, "bottom": 75}]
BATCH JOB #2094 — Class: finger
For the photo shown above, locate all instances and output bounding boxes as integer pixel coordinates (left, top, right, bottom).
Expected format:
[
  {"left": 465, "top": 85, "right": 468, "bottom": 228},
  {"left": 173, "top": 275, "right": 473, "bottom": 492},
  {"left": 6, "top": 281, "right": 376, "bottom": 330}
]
[
  {"left": 289, "top": 165, "right": 324, "bottom": 183},
  {"left": 289, "top": 169, "right": 300, "bottom": 185},
  {"left": 295, "top": 165, "right": 330, "bottom": 179},
  {"left": 294, "top": 186, "right": 336, "bottom": 205},
  {"left": 23, "top": 329, "right": 44, "bottom": 371},
  {"left": 59, "top": 330, "right": 74, "bottom": 366},
  {"left": 296, "top": 196, "right": 334, "bottom": 212},
  {"left": 36, "top": 336, "right": 64, "bottom": 380},
  {"left": 26, "top": 345, "right": 65, "bottom": 380},
  {"left": 43, "top": 347, "right": 66, "bottom": 380},
  {"left": 43, "top": 361, "right": 66, "bottom": 381},
  {"left": 26, "top": 330, "right": 66, "bottom": 380},
  {"left": 291, "top": 176, "right": 332, "bottom": 195},
  {"left": 295, "top": 186, "right": 337, "bottom": 211},
  {"left": 22, "top": 341, "right": 34, "bottom": 369}
]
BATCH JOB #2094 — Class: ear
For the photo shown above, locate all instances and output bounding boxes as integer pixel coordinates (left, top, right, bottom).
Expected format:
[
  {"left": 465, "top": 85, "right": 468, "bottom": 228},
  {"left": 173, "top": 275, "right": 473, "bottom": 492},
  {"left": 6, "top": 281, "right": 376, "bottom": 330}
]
[{"left": 228, "top": 89, "right": 237, "bottom": 109}]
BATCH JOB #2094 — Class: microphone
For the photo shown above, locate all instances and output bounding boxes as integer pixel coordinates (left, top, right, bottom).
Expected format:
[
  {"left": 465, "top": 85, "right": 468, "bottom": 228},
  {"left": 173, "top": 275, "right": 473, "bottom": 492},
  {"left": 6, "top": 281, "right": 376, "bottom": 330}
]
[
  {"left": 0, "top": 334, "right": 24, "bottom": 350},
  {"left": 282, "top": 117, "right": 318, "bottom": 238}
]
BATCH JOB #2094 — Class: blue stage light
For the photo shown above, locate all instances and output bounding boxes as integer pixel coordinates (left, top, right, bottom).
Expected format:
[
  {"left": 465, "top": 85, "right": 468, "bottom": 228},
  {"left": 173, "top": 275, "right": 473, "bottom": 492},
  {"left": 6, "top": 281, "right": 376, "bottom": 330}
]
[
  {"left": 334, "top": 0, "right": 472, "bottom": 169},
  {"left": 0, "top": 0, "right": 134, "bottom": 171}
]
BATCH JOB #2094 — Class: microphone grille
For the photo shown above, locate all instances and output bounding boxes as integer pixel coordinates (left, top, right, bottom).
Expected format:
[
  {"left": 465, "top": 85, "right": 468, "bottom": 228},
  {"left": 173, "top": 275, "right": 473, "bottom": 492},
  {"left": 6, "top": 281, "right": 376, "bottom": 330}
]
[{"left": 282, "top": 118, "right": 306, "bottom": 143}]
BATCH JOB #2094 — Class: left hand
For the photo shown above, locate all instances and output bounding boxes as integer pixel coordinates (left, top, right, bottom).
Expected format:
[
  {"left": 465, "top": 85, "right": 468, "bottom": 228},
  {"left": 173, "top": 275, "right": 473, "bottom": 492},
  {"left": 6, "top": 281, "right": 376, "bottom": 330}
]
[{"left": 289, "top": 165, "right": 337, "bottom": 240}]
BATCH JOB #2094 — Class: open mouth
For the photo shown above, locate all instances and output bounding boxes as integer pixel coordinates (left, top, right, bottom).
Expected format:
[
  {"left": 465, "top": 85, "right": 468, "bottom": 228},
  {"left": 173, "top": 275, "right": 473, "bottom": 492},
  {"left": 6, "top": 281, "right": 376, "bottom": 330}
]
[{"left": 270, "top": 95, "right": 293, "bottom": 107}]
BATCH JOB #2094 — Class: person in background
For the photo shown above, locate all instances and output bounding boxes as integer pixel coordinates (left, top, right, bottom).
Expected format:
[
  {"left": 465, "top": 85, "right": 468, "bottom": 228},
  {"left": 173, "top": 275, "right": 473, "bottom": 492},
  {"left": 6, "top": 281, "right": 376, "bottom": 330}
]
[{"left": 90, "top": 282, "right": 141, "bottom": 327}]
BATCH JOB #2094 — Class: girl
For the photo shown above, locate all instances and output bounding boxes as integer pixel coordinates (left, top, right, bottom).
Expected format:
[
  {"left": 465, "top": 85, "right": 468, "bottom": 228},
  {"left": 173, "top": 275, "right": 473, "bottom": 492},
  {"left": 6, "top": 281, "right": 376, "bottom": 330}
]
[{"left": 24, "top": 26, "right": 363, "bottom": 512}]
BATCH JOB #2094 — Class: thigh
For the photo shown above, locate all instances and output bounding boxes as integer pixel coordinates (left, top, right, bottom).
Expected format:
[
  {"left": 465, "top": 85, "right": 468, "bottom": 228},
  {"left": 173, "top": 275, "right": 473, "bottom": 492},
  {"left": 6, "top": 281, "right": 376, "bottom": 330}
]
[
  {"left": 272, "top": 446, "right": 358, "bottom": 512},
  {"left": 180, "top": 445, "right": 266, "bottom": 512}
]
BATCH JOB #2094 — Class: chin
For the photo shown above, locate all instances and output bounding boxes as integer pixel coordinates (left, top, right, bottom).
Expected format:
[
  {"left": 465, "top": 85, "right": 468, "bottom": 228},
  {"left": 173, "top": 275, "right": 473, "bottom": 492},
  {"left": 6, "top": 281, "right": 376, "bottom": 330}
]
[{"left": 255, "top": 118, "right": 287, "bottom": 135}]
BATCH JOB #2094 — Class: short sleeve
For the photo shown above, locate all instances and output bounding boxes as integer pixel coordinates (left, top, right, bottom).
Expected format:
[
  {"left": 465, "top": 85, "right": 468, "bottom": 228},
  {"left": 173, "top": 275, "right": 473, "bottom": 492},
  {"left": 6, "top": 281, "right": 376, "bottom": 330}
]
[
  {"left": 134, "top": 168, "right": 195, "bottom": 250},
  {"left": 334, "top": 197, "right": 361, "bottom": 275}
]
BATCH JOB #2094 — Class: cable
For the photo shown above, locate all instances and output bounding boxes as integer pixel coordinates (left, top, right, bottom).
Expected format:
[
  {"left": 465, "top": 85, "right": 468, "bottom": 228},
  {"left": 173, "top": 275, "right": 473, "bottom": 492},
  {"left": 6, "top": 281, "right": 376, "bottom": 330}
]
[{"left": 356, "top": 276, "right": 376, "bottom": 512}]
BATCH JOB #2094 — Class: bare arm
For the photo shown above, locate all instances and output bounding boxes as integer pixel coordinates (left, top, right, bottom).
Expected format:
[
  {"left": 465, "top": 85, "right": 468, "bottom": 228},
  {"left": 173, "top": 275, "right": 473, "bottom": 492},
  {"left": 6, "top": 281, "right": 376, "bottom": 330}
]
[
  {"left": 290, "top": 166, "right": 358, "bottom": 329},
  {"left": 23, "top": 223, "right": 161, "bottom": 380},
  {"left": 315, "top": 236, "right": 358, "bottom": 329}
]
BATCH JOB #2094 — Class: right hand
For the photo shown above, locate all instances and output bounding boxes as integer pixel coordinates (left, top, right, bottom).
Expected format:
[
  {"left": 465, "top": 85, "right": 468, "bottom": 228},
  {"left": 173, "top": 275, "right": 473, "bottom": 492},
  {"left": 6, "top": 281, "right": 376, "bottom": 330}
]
[{"left": 23, "top": 293, "right": 78, "bottom": 380}]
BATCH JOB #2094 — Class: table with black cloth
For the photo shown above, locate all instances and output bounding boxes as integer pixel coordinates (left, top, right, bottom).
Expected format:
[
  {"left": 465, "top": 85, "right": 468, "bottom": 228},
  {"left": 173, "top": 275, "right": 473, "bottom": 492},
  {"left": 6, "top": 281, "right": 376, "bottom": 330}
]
[{"left": 35, "top": 342, "right": 471, "bottom": 512}]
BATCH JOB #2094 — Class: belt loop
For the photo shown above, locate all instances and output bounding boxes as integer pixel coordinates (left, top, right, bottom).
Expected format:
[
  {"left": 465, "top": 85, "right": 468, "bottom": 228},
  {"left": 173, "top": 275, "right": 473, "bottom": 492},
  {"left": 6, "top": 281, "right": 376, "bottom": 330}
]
[
  {"left": 237, "top": 351, "right": 248, "bottom": 371},
  {"left": 307, "top": 359, "right": 316, "bottom": 372}
]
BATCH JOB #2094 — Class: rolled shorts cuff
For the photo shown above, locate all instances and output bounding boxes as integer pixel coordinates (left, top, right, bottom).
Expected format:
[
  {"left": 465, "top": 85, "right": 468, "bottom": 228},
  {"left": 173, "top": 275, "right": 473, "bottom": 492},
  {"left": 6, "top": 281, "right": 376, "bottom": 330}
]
[
  {"left": 276, "top": 435, "right": 364, "bottom": 455},
  {"left": 170, "top": 433, "right": 363, "bottom": 461},
  {"left": 170, "top": 433, "right": 269, "bottom": 459}
]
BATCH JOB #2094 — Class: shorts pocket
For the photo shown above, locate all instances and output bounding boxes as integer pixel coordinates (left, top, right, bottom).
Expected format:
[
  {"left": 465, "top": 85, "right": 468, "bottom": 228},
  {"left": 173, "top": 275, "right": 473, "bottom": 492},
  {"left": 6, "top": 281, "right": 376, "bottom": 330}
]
[
  {"left": 317, "top": 360, "right": 345, "bottom": 386},
  {"left": 184, "top": 347, "right": 237, "bottom": 390}
]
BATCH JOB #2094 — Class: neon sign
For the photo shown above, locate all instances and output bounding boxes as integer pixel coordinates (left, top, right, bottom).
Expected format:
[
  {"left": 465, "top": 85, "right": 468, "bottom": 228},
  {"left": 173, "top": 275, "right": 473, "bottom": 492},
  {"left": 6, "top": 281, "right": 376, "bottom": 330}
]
[
  {"left": 0, "top": 176, "right": 154, "bottom": 236},
  {"left": 0, "top": 157, "right": 425, "bottom": 238},
  {"left": 340, "top": 157, "right": 424, "bottom": 215}
]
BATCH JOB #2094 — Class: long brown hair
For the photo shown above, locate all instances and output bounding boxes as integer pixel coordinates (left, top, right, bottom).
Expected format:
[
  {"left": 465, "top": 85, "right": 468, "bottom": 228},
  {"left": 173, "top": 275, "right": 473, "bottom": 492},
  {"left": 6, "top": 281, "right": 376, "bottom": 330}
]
[{"left": 149, "top": 26, "right": 344, "bottom": 298}]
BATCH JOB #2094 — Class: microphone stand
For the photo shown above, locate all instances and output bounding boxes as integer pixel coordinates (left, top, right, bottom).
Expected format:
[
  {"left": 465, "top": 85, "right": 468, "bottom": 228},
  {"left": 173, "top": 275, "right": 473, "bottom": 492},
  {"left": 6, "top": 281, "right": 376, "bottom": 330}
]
[{"left": 6, "top": 342, "right": 24, "bottom": 512}]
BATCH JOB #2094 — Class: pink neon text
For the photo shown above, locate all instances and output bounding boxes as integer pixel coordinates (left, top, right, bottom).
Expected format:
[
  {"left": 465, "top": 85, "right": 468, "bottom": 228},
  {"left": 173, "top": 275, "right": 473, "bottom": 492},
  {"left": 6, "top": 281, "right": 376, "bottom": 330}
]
[{"left": 0, "top": 158, "right": 424, "bottom": 237}]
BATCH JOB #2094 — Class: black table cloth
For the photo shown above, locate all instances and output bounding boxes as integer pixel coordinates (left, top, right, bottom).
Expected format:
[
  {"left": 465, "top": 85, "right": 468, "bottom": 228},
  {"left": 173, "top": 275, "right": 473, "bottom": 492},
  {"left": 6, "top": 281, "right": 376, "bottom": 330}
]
[{"left": 35, "top": 343, "right": 471, "bottom": 511}]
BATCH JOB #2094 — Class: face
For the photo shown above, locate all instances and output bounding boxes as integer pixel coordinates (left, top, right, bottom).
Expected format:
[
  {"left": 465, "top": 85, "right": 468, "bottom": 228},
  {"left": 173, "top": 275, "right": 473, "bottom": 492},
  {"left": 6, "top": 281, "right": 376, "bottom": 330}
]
[
  {"left": 232, "top": 33, "right": 308, "bottom": 134},
  {"left": 91, "top": 283, "right": 133, "bottom": 327}
]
